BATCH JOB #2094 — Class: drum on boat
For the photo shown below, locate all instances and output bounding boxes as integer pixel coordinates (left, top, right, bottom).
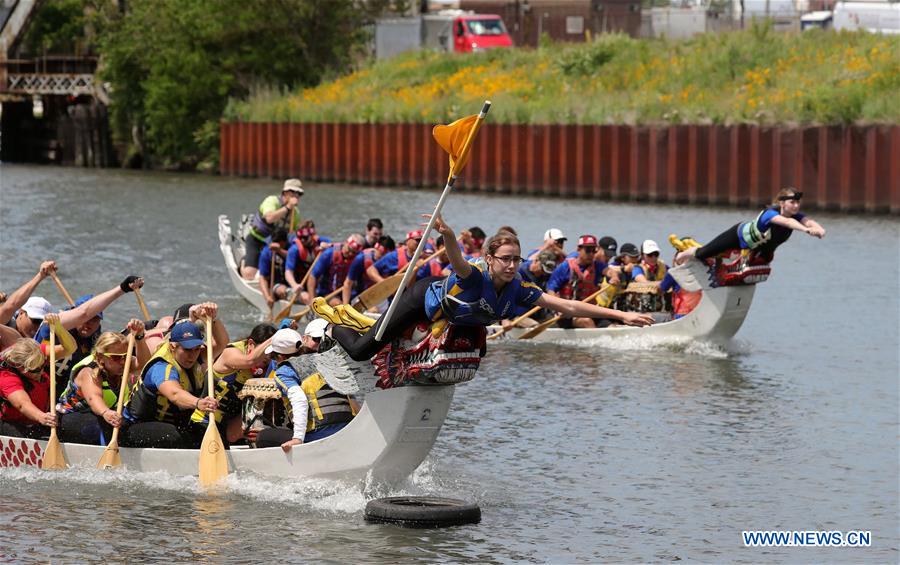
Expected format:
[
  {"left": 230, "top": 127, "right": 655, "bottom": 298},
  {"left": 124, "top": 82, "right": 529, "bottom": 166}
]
[
  {"left": 237, "top": 378, "right": 287, "bottom": 438},
  {"left": 615, "top": 282, "right": 671, "bottom": 314}
]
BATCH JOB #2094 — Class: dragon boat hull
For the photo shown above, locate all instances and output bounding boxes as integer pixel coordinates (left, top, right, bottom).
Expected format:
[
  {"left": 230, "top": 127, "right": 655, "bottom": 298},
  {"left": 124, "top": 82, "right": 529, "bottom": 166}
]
[
  {"left": 219, "top": 214, "right": 292, "bottom": 315},
  {"left": 488, "top": 284, "right": 756, "bottom": 344},
  {"left": 0, "top": 385, "right": 454, "bottom": 485}
]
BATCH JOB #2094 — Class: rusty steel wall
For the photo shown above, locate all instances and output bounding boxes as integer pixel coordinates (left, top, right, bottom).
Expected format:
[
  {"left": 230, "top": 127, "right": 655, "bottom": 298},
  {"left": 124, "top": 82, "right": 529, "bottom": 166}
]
[{"left": 220, "top": 122, "right": 900, "bottom": 214}]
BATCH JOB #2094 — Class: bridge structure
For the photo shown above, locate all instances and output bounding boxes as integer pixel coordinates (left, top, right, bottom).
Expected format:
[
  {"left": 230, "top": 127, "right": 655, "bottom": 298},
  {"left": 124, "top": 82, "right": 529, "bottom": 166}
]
[{"left": 1, "top": 0, "right": 113, "bottom": 165}]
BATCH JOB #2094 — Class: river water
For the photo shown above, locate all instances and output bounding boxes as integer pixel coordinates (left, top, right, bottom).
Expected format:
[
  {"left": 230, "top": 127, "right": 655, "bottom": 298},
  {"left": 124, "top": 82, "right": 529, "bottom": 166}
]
[{"left": 0, "top": 164, "right": 897, "bottom": 563}]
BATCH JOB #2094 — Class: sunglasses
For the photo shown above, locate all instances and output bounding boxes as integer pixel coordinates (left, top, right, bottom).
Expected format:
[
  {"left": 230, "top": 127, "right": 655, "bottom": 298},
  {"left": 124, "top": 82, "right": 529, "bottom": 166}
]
[
  {"left": 580, "top": 246, "right": 598, "bottom": 253},
  {"left": 779, "top": 191, "right": 803, "bottom": 201},
  {"left": 646, "top": 252, "right": 660, "bottom": 257},
  {"left": 102, "top": 352, "right": 128, "bottom": 358}
]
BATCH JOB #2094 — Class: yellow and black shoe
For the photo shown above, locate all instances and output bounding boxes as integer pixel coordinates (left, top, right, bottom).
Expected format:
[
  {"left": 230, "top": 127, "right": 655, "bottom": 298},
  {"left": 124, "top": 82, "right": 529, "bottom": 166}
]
[
  {"left": 334, "top": 305, "right": 376, "bottom": 333},
  {"left": 312, "top": 297, "right": 343, "bottom": 326}
]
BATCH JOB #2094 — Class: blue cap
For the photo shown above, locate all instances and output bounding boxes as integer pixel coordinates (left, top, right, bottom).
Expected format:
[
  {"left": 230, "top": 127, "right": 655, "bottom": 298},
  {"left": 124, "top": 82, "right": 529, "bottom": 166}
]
[
  {"left": 278, "top": 318, "right": 295, "bottom": 330},
  {"left": 169, "top": 321, "right": 204, "bottom": 349},
  {"left": 72, "top": 294, "right": 103, "bottom": 320}
]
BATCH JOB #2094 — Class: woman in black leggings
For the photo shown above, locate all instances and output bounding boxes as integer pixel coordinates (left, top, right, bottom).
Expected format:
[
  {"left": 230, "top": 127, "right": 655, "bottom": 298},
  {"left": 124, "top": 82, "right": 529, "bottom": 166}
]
[{"left": 676, "top": 188, "right": 826, "bottom": 264}]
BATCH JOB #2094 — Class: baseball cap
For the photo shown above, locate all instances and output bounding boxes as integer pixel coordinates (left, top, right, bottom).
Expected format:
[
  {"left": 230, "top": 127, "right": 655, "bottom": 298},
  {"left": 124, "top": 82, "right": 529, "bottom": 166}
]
[
  {"left": 282, "top": 178, "right": 304, "bottom": 194},
  {"left": 406, "top": 230, "right": 423, "bottom": 241},
  {"left": 620, "top": 243, "right": 640, "bottom": 257},
  {"left": 265, "top": 328, "right": 303, "bottom": 355},
  {"left": 169, "top": 321, "right": 205, "bottom": 349},
  {"left": 21, "top": 297, "right": 54, "bottom": 320},
  {"left": 72, "top": 294, "right": 102, "bottom": 320},
  {"left": 543, "top": 228, "right": 567, "bottom": 242},
  {"left": 642, "top": 240, "right": 661, "bottom": 255},
  {"left": 577, "top": 235, "right": 598, "bottom": 248},
  {"left": 598, "top": 236, "right": 617, "bottom": 257},
  {"left": 304, "top": 318, "right": 328, "bottom": 339},
  {"left": 537, "top": 250, "right": 560, "bottom": 274}
]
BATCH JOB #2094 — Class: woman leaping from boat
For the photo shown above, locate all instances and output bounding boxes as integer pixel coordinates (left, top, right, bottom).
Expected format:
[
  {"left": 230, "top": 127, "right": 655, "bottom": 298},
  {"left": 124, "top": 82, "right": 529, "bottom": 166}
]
[
  {"left": 314, "top": 214, "right": 654, "bottom": 362},
  {"left": 675, "top": 187, "right": 826, "bottom": 265}
]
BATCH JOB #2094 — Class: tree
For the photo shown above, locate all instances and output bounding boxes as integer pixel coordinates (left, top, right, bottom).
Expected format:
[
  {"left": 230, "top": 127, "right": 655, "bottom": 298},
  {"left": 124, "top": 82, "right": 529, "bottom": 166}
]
[{"left": 97, "top": 0, "right": 369, "bottom": 168}]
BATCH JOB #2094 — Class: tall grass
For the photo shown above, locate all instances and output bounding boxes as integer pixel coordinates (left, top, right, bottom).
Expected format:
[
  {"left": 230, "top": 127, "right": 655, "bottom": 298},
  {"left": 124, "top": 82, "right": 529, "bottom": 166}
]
[{"left": 225, "top": 25, "right": 900, "bottom": 125}]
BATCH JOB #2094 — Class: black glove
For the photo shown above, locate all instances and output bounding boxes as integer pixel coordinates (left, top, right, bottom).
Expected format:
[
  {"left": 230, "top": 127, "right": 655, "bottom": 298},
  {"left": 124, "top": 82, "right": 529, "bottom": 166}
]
[{"left": 120, "top": 275, "right": 140, "bottom": 293}]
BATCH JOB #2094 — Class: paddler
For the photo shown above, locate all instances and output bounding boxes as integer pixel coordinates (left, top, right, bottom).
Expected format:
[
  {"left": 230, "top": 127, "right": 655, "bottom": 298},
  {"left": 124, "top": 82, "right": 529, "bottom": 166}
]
[
  {"left": 545, "top": 235, "right": 621, "bottom": 329},
  {"left": 257, "top": 322, "right": 359, "bottom": 451},
  {"left": 0, "top": 314, "right": 74, "bottom": 438},
  {"left": 307, "top": 234, "right": 365, "bottom": 307},
  {"left": 188, "top": 322, "right": 276, "bottom": 443},
  {"left": 56, "top": 320, "right": 150, "bottom": 444},
  {"left": 122, "top": 303, "right": 226, "bottom": 448},
  {"left": 241, "top": 178, "right": 304, "bottom": 280}
]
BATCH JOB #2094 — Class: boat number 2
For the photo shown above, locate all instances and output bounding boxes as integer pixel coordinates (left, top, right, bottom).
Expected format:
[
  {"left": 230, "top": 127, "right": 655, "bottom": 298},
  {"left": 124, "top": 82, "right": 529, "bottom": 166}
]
[{"left": 420, "top": 409, "right": 431, "bottom": 422}]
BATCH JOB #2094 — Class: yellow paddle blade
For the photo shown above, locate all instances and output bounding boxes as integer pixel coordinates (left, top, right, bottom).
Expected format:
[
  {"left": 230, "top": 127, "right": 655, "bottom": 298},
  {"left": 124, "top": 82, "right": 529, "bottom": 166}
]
[
  {"left": 353, "top": 273, "right": 403, "bottom": 312},
  {"left": 198, "top": 421, "right": 228, "bottom": 487},
  {"left": 40, "top": 430, "right": 68, "bottom": 470},
  {"left": 517, "top": 315, "right": 561, "bottom": 340},
  {"left": 97, "top": 442, "right": 122, "bottom": 469}
]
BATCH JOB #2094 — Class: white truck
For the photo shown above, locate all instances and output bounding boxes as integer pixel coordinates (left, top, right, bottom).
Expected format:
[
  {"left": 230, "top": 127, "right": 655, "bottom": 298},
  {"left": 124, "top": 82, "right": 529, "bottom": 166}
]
[{"left": 832, "top": 1, "right": 900, "bottom": 34}]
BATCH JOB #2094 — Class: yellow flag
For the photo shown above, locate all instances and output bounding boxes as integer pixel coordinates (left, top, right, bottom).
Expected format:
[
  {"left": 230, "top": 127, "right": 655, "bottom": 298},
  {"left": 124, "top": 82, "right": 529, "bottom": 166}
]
[{"left": 432, "top": 114, "right": 479, "bottom": 174}]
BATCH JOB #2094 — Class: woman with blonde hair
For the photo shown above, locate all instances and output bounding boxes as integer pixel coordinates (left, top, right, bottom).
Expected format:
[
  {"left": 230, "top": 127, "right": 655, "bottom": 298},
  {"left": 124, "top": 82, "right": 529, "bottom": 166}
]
[
  {"left": 0, "top": 314, "right": 73, "bottom": 438},
  {"left": 57, "top": 319, "right": 150, "bottom": 444},
  {"left": 675, "top": 187, "right": 826, "bottom": 265}
]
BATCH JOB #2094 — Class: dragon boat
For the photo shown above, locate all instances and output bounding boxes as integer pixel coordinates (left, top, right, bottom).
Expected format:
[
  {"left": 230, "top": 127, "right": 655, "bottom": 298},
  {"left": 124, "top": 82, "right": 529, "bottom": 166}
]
[
  {"left": 487, "top": 249, "right": 772, "bottom": 344},
  {"left": 0, "top": 323, "right": 484, "bottom": 483}
]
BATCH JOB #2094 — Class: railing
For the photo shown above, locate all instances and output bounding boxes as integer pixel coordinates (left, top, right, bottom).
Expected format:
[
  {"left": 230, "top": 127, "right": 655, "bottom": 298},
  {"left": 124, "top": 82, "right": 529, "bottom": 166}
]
[{"left": 6, "top": 72, "right": 95, "bottom": 95}]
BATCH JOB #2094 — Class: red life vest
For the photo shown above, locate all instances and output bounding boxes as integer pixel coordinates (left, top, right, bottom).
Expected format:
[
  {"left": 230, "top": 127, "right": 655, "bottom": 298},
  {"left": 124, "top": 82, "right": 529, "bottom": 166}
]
[
  {"left": 396, "top": 248, "right": 410, "bottom": 270},
  {"left": 328, "top": 244, "right": 353, "bottom": 291},
  {"left": 426, "top": 260, "right": 443, "bottom": 277},
  {"left": 560, "top": 258, "right": 598, "bottom": 300}
]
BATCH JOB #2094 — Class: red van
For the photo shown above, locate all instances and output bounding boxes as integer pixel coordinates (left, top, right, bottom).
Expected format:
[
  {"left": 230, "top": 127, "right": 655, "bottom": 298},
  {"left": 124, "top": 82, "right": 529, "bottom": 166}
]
[{"left": 450, "top": 14, "right": 514, "bottom": 52}]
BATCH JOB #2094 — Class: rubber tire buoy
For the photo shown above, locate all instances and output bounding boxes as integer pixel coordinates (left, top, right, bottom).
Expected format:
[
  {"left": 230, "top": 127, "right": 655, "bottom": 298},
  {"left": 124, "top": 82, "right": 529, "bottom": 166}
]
[{"left": 364, "top": 496, "right": 481, "bottom": 527}]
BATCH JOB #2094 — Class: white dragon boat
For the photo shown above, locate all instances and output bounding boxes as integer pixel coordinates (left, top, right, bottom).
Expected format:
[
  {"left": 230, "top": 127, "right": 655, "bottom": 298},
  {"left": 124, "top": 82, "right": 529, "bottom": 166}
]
[
  {"left": 487, "top": 250, "right": 771, "bottom": 344},
  {"left": 0, "top": 382, "right": 455, "bottom": 484},
  {"left": 218, "top": 214, "right": 292, "bottom": 315}
]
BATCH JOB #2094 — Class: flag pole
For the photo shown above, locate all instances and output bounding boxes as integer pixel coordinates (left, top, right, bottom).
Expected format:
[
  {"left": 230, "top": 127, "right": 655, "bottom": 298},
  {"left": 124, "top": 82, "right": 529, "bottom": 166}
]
[{"left": 374, "top": 100, "right": 491, "bottom": 342}]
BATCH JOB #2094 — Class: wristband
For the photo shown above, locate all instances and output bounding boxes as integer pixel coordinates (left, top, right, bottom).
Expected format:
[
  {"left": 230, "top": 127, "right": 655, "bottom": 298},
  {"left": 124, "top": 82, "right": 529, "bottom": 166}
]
[
  {"left": 195, "top": 398, "right": 201, "bottom": 409},
  {"left": 134, "top": 333, "right": 145, "bottom": 341},
  {"left": 120, "top": 275, "right": 139, "bottom": 293}
]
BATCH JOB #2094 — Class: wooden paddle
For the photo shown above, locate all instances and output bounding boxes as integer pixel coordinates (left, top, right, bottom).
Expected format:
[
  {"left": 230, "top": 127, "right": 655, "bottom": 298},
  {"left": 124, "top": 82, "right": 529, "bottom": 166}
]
[
  {"left": 97, "top": 333, "right": 135, "bottom": 469},
  {"left": 267, "top": 253, "right": 277, "bottom": 320},
  {"left": 50, "top": 272, "right": 75, "bottom": 306},
  {"left": 199, "top": 318, "right": 228, "bottom": 486},
  {"left": 517, "top": 286, "right": 607, "bottom": 340},
  {"left": 40, "top": 330, "right": 67, "bottom": 470},
  {"left": 488, "top": 305, "right": 542, "bottom": 341},
  {"left": 273, "top": 250, "right": 322, "bottom": 322},
  {"left": 290, "top": 287, "right": 342, "bottom": 321},
  {"left": 134, "top": 287, "right": 152, "bottom": 321},
  {"left": 352, "top": 247, "right": 445, "bottom": 313}
]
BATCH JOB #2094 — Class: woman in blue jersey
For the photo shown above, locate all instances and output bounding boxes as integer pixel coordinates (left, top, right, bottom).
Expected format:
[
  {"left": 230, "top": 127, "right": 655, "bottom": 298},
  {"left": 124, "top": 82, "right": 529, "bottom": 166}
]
[
  {"left": 316, "top": 215, "right": 654, "bottom": 361},
  {"left": 675, "top": 188, "right": 826, "bottom": 264}
]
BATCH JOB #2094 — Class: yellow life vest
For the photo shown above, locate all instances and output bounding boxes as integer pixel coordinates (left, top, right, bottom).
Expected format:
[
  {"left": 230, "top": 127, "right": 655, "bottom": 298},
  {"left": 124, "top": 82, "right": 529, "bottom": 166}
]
[
  {"left": 190, "top": 340, "right": 257, "bottom": 425},
  {"left": 127, "top": 340, "right": 205, "bottom": 427},
  {"left": 638, "top": 259, "right": 667, "bottom": 282},
  {"left": 299, "top": 372, "right": 357, "bottom": 433}
]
